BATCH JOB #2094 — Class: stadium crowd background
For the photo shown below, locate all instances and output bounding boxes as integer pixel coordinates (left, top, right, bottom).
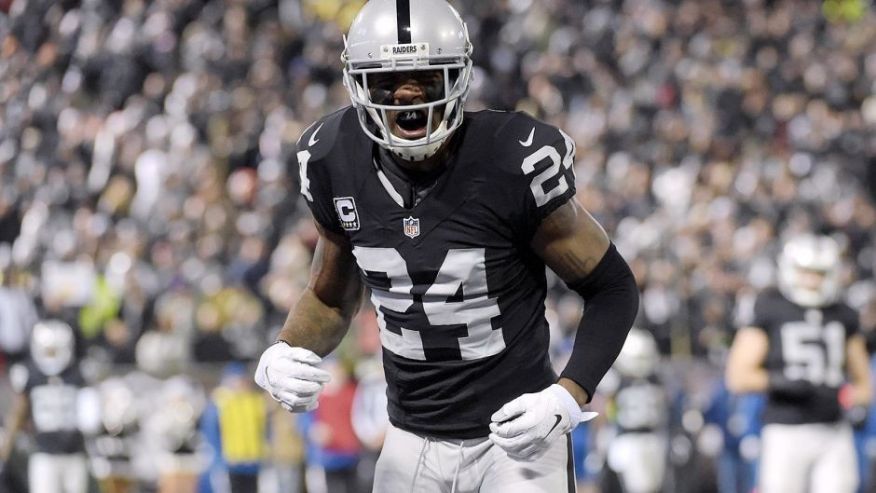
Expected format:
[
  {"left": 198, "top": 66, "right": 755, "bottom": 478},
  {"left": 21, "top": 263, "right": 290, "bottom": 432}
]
[{"left": 1, "top": 0, "right": 876, "bottom": 492}]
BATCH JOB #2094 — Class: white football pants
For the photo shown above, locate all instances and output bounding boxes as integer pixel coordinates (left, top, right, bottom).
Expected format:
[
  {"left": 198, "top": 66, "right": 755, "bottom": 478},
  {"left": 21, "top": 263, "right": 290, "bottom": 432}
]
[
  {"left": 606, "top": 432, "right": 667, "bottom": 493},
  {"left": 759, "top": 422, "right": 858, "bottom": 493},
  {"left": 28, "top": 452, "right": 89, "bottom": 493},
  {"left": 373, "top": 423, "right": 575, "bottom": 493}
]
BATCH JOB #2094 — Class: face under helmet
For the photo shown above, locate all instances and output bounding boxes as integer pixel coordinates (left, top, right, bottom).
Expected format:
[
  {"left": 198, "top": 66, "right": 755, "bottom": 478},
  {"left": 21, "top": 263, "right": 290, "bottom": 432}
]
[
  {"left": 342, "top": 0, "right": 473, "bottom": 162},
  {"left": 777, "top": 234, "right": 842, "bottom": 308}
]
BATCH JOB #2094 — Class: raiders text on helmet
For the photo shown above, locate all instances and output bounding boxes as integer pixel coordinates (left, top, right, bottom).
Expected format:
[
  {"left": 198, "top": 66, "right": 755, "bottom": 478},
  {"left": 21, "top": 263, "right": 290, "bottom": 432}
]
[{"left": 342, "top": 0, "right": 473, "bottom": 161}]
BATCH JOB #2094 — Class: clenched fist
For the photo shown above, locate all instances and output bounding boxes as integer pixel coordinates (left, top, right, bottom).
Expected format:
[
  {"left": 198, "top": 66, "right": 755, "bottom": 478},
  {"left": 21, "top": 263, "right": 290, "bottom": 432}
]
[{"left": 254, "top": 342, "right": 331, "bottom": 413}]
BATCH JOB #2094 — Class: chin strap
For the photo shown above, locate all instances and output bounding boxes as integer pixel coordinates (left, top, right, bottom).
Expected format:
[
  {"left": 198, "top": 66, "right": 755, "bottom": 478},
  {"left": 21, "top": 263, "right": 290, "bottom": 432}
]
[{"left": 391, "top": 143, "right": 440, "bottom": 161}]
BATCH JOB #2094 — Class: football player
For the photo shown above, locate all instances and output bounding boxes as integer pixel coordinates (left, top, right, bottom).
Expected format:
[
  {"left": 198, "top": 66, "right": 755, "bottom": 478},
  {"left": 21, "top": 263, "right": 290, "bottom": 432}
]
[
  {"left": 600, "top": 328, "right": 668, "bottom": 493},
  {"left": 725, "top": 234, "right": 872, "bottom": 493},
  {"left": 1, "top": 320, "right": 100, "bottom": 493},
  {"left": 255, "top": 0, "right": 639, "bottom": 491},
  {"left": 88, "top": 376, "right": 141, "bottom": 493}
]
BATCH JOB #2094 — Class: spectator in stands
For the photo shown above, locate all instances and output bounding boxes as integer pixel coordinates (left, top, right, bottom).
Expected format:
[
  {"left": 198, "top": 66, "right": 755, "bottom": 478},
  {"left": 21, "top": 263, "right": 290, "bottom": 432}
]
[{"left": 0, "top": 249, "right": 38, "bottom": 362}]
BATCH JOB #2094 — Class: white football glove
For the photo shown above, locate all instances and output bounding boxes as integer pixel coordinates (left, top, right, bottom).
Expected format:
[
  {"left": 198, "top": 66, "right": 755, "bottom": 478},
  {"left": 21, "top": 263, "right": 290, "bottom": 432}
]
[
  {"left": 489, "top": 384, "right": 598, "bottom": 460},
  {"left": 254, "top": 342, "right": 331, "bottom": 413}
]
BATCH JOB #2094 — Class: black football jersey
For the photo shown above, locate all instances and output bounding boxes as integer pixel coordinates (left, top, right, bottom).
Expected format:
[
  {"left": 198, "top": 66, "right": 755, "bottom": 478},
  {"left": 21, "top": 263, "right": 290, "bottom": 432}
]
[
  {"left": 21, "top": 361, "right": 87, "bottom": 454},
  {"left": 613, "top": 375, "right": 667, "bottom": 433},
  {"left": 753, "top": 289, "right": 860, "bottom": 425},
  {"left": 297, "top": 107, "right": 577, "bottom": 438}
]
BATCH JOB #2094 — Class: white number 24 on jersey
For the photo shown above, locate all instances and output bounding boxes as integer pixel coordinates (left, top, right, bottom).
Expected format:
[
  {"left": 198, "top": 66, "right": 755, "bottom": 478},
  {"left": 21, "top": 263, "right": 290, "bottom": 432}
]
[{"left": 352, "top": 247, "right": 505, "bottom": 361}]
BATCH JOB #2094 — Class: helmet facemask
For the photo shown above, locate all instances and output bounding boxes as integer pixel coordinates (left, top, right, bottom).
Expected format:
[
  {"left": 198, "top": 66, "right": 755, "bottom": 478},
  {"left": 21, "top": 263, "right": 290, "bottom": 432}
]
[
  {"left": 343, "top": 43, "right": 473, "bottom": 161},
  {"left": 31, "top": 320, "right": 75, "bottom": 376},
  {"left": 614, "top": 328, "right": 659, "bottom": 379}
]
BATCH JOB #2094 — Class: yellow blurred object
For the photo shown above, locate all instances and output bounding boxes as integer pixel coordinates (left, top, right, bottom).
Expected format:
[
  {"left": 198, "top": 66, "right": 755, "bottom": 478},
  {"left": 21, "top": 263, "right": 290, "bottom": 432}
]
[
  {"left": 302, "top": 0, "right": 366, "bottom": 30},
  {"left": 213, "top": 388, "right": 267, "bottom": 464},
  {"left": 196, "top": 287, "right": 264, "bottom": 333},
  {"left": 823, "top": 0, "right": 868, "bottom": 22},
  {"left": 79, "top": 276, "right": 122, "bottom": 339}
]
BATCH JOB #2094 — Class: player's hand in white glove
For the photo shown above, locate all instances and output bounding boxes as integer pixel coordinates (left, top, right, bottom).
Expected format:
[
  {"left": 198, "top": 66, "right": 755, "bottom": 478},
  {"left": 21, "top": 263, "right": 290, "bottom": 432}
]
[
  {"left": 489, "top": 384, "right": 598, "bottom": 460},
  {"left": 254, "top": 342, "right": 331, "bottom": 413}
]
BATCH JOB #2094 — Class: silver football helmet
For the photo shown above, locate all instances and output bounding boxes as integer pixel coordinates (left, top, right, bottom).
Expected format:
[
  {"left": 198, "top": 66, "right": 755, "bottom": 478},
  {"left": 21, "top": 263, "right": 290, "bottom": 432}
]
[
  {"left": 777, "top": 234, "right": 842, "bottom": 307},
  {"left": 614, "top": 328, "right": 659, "bottom": 379},
  {"left": 31, "top": 319, "right": 75, "bottom": 376},
  {"left": 342, "top": 0, "right": 473, "bottom": 161}
]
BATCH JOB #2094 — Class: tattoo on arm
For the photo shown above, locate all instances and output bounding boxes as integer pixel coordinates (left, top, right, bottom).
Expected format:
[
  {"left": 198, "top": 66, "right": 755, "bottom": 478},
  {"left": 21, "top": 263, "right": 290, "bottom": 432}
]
[
  {"left": 555, "top": 251, "right": 598, "bottom": 277},
  {"left": 532, "top": 199, "right": 610, "bottom": 283}
]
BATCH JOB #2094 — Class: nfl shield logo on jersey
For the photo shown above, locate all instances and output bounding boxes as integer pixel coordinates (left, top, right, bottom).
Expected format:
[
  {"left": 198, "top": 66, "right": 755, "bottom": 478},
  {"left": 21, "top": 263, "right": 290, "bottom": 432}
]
[{"left": 403, "top": 217, "right": 420, "bottom": 238}]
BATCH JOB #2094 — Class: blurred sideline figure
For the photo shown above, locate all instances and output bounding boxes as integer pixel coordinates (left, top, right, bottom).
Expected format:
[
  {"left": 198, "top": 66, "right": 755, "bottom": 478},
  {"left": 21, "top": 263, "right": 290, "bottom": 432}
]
[
  {"left": 702, "top": 381, "right": 763, "bottom": 493},
  {"left": 1, "top": 320, "right": 101, "bottom": 493},
  {"left": 350, "top": 356, "right": 389, "bottom": 492},
  {"left": 599, "top": 328, "right": 668, "bottom": 493},
  {"left": 145, "top": 376, "right": 207, "bottom": 493},
  {"left": 300, "top": 358, "right": 361, "bottom": 493},
  {"left": 263, "top": 401, "right": 306, "bottom": 493},
  {"left": 201, "top": 362, "right": 267, "bottom": 493},
  {"left": 88, "top": 376, "right": 141, "bottom": 493},
  {"left": 0, "top": 249, "right": 38, "bottom": 363},
  {"left": 726, "top": 234, "right": 873, "bottom": 493}
]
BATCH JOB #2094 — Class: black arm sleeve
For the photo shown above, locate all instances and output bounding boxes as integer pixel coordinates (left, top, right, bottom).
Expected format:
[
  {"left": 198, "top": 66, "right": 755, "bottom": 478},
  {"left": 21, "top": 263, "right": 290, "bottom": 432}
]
[{"left": 561, "top": 243, "right": 639, "bottom": 402}]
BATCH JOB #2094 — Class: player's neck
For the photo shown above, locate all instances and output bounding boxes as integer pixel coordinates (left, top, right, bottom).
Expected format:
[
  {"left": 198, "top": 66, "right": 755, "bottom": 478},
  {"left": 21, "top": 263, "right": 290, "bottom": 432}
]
[
  {"left": 391, "top": 150, "right": 448, "bottom": 175},
  {"left": 379, "top": 148, "right": 445, "bottom": 187}
]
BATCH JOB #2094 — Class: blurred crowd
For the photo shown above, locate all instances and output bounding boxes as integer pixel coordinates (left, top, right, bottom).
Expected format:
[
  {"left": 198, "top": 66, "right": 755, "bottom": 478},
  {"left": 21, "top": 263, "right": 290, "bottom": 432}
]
[{"left": 1, "top": 0, "right": 875, "bottom": 491}]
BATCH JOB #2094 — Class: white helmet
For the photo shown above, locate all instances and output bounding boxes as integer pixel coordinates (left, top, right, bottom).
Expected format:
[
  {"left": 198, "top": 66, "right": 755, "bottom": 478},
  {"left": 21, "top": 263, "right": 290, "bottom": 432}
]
[
  {"left": 614, "top": 328, "right": 659, "bottom": 379},
  {"left": 30, "top": 319, "right": 75, "bottom": 376},
  {"left": 778, "top": 234, "right": 842, "bottom": 308},
  {"left": 342, "top": 0, "right": 473, "bottom": 161}
]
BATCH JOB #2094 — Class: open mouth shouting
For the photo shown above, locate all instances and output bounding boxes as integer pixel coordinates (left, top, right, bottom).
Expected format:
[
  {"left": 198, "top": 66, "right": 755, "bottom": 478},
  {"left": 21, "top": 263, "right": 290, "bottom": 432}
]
[
  {"left": 394, "top": 109, "right": 431, "bottom": 139},
  {"left": 369, "top": 69, "right": 446, "bottom": 141}
]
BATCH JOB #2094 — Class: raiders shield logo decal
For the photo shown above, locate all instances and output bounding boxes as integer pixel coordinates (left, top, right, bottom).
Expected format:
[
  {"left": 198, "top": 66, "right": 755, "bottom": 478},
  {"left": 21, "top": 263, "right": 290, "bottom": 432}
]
[{"left": 403, "top": 217, "right": 420, "bottom": 238}]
